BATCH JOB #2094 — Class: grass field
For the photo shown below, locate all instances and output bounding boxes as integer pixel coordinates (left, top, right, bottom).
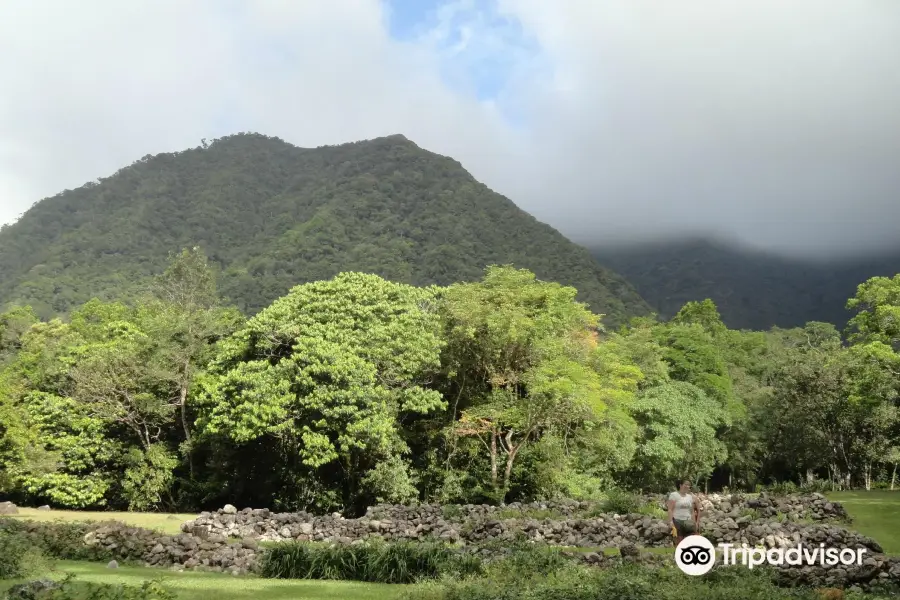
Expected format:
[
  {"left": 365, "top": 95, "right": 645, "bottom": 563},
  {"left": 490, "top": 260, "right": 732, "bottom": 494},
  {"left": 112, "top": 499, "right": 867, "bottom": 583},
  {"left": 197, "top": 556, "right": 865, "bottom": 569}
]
[
  {"left": 0, "top": 561, "right": 406, "bottom": 600},
  {"left": 6, "top": 508, "right": 196, "bottom": 535},
  {"left": 827, "top": 490, "right": 900, "bottom": 555}
]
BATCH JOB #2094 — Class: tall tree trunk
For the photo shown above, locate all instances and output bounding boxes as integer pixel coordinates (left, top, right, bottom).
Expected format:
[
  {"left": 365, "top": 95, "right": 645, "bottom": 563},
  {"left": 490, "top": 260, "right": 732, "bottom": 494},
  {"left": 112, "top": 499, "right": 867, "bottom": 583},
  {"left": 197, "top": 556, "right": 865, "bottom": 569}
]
[
  {"left": 179, "top": 382, "right": 194, "bottom": 478},
  {"left": 502, "top": 433, "right": 520, "bottom": 493},
  {"left": 490, "top": 430, "right": 498, "bottom": 494},
  {"left": 891, "top": 464, "right": 897, "bottom": 491}
]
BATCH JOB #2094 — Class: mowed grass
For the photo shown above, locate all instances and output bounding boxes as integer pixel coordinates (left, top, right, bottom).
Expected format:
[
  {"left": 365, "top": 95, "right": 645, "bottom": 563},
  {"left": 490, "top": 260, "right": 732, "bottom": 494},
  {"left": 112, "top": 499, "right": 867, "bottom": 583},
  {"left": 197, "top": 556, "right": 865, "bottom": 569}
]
[
  {"left": 7, "top": 508, "right": 196, "bottom": 535},
  {"left": 827, "top": 490, "right": 900, "bottom": 555},
  {"left": 0, "top": 561, "right": 407, "bottom": 600}
]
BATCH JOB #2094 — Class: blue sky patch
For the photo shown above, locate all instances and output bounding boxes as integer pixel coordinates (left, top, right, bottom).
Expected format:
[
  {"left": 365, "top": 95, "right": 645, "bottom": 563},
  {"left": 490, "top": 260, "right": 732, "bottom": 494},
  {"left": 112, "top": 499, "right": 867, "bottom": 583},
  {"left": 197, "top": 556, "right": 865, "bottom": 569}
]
[{"left": 383, "top": 0, "right": 546, "bottom": 106}]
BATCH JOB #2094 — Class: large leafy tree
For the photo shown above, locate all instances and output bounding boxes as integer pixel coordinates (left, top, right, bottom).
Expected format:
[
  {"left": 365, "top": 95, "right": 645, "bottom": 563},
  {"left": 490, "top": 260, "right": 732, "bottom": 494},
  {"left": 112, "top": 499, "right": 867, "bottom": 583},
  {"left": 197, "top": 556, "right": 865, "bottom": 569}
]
[
  {"left": 0, "top": 314, "right": 120, "bottom": 507},
  {"left": 438, "top": 266, "right": 607, "bottom": 502},
  {"left": 624, "top": 381, "right": 728, "bottom": 490},
  {"left": 196, "top": 272, "right": 445, "bottom": 512},
  {"left": 844, "top": 275, "right": 900, "bottom": 486},
  {"left": 847, "top": 274, "right": 900, "bottom": 349}
]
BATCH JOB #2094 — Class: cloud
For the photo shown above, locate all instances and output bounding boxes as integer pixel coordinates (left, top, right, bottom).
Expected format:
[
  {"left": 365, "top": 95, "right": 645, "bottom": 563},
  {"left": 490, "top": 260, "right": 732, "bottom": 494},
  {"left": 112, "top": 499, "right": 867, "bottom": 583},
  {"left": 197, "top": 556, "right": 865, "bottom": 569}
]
[{"left": 1, "top": 0, "right": 899, "bottom": 258}]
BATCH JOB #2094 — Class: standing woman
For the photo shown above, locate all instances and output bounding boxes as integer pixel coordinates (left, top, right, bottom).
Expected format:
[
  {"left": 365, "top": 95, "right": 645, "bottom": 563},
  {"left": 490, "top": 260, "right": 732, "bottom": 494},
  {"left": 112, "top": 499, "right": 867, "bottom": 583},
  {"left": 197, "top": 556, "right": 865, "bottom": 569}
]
[{"left": 667, "top": 479, "right": 701, "bottom": 546}]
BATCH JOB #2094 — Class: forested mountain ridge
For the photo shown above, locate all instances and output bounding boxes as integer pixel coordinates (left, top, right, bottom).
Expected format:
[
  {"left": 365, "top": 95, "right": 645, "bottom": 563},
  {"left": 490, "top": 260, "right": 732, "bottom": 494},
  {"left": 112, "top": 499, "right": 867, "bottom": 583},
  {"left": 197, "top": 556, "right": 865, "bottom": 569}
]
[
  {"left": 0, "top": 132, "right": 651, "bottom": 324},
  {"left": 591, "top": 238, "right": 900, "bottom": 330}
]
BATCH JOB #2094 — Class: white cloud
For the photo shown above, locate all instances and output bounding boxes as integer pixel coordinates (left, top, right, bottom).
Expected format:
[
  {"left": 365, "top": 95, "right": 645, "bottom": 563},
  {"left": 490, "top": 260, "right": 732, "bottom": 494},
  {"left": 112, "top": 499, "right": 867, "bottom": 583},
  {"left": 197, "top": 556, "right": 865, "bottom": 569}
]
[{"left": 2, "top": 0, "right": 899, "bottom": 257}]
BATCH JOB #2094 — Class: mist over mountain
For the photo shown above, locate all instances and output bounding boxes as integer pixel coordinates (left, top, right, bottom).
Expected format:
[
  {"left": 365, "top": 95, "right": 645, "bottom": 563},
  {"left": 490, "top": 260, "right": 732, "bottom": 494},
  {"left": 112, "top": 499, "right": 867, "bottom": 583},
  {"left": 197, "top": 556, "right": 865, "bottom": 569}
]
[
  {"left": 591, "top": 238, "right": 900, "bottom": 330},
  {"left": 0, "top": 132, "right": 651, "bottom": 325}
]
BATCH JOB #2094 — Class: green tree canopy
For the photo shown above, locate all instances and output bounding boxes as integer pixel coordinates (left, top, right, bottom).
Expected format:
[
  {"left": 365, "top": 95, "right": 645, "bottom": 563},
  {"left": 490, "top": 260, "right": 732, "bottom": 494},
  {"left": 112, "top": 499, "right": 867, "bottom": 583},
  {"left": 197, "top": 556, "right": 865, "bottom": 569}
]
[{"left": 196, "top": 271, "right": 445, "bottom": 511}]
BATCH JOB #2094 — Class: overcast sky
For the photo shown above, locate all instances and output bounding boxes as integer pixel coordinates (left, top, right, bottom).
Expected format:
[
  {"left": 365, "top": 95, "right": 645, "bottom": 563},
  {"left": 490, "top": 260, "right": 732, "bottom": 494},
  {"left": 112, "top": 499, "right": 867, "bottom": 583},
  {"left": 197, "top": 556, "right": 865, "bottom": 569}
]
[{"left": 1, "top": 0, "right": 899, "bottom": 258}]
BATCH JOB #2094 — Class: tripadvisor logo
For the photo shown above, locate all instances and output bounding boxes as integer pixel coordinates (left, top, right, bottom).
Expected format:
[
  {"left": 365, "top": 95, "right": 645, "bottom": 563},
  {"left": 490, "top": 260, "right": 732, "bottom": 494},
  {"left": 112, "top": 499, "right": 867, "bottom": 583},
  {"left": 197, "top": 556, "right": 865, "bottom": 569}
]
[
  {"left": 674, "top": 535, "right": 868, "bottom": 576},
  {"left": 675, "top": 535, "right": 716, "bottom": 575}
]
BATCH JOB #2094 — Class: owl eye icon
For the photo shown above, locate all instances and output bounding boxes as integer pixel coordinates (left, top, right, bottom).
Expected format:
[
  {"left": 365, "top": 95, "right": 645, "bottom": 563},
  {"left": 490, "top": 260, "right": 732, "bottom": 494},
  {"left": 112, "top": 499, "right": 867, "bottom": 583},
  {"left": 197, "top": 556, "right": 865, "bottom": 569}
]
[{"left": 679, "top": 546, "right": 712, "bottom": 565}]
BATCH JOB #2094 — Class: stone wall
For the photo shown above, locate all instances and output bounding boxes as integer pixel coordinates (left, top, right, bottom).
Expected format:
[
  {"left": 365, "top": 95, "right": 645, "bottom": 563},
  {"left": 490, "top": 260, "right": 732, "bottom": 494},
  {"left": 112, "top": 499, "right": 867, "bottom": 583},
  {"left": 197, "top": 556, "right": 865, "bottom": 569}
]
[
  {"left": 81, "top": 518, "right": 900, "bottom": 593},
  {"left": 82, "top": 523, "right": 258, "bottom": 576},
  {"left": 181, "top": 492, "right": 858, "bottom": 550}
]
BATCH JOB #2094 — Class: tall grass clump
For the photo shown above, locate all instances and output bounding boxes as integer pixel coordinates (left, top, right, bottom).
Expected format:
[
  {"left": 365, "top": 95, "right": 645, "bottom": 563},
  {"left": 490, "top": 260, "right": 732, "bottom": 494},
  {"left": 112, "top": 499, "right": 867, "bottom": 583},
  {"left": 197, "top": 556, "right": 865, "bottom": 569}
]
[{"left": 259, "top": 539, "right": 483, "bottom": 584}]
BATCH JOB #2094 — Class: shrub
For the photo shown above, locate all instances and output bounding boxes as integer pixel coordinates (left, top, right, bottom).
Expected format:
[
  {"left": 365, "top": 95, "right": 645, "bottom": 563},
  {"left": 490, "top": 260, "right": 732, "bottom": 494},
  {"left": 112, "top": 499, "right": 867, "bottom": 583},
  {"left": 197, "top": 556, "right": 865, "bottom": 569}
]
[
  {"left": 0, "top": 532, "right": 54, "bottom": 580},
  {"left": 599, "top": 489, "right": 640, "bottom": 515},
  {"left": 259, "top": 539, "right": 483, "bottom": 584},
  {"left": 441, "top": 505, "right": 464, "bottom": 521},
  {"left": 739, "top": 508, "right": 761, "bottom": 520},
  {"left": 798, "top": 480, "right": 835, "bottom": 494},
  {"left": 636, "top": 503, "right": 666, "bottom": 519},
  {"left": 0, "top": 518, "right": 113, "bottom": 562},
  {"left": 6, "top": 574, "right": 178, "bottom": 599}
]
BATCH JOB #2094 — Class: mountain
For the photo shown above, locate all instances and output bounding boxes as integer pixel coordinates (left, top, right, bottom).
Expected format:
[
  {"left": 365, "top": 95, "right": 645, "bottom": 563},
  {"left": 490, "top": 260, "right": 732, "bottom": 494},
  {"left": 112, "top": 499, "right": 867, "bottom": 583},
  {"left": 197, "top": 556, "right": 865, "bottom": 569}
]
[
  {"left": 0, "top": 132, "right": 651, "bottom": 325},
  {"left": 591, "top": 238, "right": 900, "bottom": 330}
]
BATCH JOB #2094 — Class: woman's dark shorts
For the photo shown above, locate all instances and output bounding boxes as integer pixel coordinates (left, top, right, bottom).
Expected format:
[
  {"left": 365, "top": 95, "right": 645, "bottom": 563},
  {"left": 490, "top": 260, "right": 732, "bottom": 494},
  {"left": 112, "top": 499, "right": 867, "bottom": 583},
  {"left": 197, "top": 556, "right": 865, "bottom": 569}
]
[{"left": 674, "top": 519, "right": 696, "bottom": 537}]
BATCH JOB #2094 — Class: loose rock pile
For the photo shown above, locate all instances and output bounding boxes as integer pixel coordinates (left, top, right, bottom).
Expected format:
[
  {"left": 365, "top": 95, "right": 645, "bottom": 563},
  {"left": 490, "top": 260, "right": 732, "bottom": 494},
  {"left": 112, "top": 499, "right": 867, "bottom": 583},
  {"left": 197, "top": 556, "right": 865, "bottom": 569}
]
[{"left": 0, "top": 501, "right": 18, "bottom": 515}]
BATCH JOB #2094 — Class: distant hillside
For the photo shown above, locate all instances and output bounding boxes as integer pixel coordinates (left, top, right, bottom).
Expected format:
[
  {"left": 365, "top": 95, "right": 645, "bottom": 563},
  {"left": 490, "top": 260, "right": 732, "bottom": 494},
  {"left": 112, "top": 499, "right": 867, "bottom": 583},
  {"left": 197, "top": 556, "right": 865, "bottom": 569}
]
[
  {"left": 591, "top": 238, "right": 900, "bottom": 330},
  {"left": 0, "top": 132, "right": 651, "bottom": 325}
]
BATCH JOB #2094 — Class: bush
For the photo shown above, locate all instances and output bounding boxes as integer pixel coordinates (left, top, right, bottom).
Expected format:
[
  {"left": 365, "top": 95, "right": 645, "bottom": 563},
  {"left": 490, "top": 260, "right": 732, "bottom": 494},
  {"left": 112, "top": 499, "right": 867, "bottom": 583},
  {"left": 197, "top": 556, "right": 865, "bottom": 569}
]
[
  {"left": 6, "top": 574, "right": 178, "bottom": 599},
  {"left": 0, "top": 532, "right": 54, "bottom": 580},
  {"left": 636, "top": 503, "right": 666, "bottom": 519},
  {"left": 441, "top": 505, "right": 465, "bottom": 521},
  {"left": 758, "top": 480, "right": 835, "bottom": 496},
  {"left": 259, "top": 539, "right": 483, "bottom": 584},
  {"left": 0, "top": 518, "right": 114, "bottom": 563},
  {"left": 599, "top": 489, "right": 640, "bottom": 515}
]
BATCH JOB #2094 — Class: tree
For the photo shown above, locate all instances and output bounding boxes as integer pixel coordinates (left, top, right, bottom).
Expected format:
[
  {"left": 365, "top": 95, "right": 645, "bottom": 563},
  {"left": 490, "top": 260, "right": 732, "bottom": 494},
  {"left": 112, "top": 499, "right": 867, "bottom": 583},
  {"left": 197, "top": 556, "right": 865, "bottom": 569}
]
[
  {"left": 624, "top": 381, "right": 728, "bottom": 490},
  {"left": 438, "top": 266, "right": 605, "bottom": 501},
  {"left": 670, "top": 299, "right": 728, "bottom": 338},
  {"left": 847, "top": 274, "right": 900, "bottom": 349},
  {"left": 655, "top": 322, "right": 736, "bottom": 417},
  {"left": 196, "top": 272, "right": 445, "bottom": 512},
  {"left": 0, "top": 306, "right": 38, "bottom": 367},
  {"left": 887, "top": 447, "right": 900, "bottom": 491},
  {"left": 70, "top": 319, "right": 171, "bottom": 453},
  {"left": 845, "top": 276, "right": 900, "bottom": 487},
  {"left": 0, "top": 315, "right": 118, "bottom": 507},
  {"left": 143, "top": 247, "right": 243, "bottom": 475}
]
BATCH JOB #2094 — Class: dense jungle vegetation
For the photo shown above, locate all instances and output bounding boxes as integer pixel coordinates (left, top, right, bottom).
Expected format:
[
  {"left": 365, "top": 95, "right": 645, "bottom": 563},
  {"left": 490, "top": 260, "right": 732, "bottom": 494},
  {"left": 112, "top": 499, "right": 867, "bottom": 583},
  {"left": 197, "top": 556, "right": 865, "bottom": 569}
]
[{"left": 1, "top": 248, "right": 898, "bottom": 516}]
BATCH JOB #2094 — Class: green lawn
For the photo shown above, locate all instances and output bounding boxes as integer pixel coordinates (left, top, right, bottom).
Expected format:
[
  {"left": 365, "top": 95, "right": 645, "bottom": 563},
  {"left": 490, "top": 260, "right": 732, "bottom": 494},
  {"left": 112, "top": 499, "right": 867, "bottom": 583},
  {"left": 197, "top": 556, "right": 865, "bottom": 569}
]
[
  {"left": 827, "top": 490, "right": 900, "bottom": 555},
  {"left": 0, "top": 561, "right": 406, "bottom": 600},
  {"left": 6, "top": 508, "right": 195, "bottom": 535}
]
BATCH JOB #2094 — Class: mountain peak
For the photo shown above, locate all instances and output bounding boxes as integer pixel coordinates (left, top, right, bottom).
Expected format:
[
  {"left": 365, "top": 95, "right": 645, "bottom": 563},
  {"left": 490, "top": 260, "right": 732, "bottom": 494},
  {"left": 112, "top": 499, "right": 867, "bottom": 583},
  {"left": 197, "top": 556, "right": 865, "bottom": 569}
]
[{"left": 0, "top": 134, "right": 651, "bottom": 324}]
